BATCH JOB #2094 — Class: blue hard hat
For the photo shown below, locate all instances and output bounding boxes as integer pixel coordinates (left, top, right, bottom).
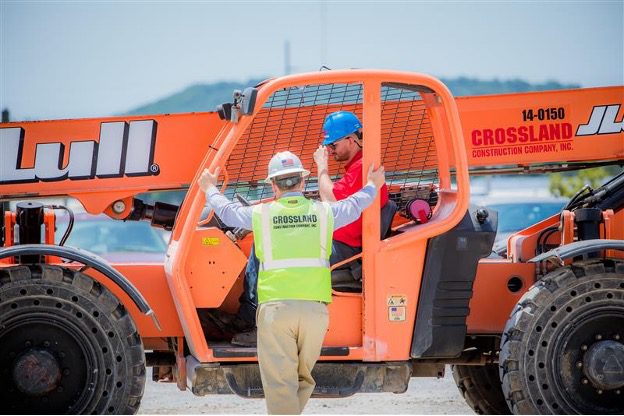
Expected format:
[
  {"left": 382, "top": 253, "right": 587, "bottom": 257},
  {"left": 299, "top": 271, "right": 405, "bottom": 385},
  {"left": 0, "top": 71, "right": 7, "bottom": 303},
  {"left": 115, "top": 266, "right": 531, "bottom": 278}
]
[{"left": 322, "top": 111, "right": 362, "bottom": 146}]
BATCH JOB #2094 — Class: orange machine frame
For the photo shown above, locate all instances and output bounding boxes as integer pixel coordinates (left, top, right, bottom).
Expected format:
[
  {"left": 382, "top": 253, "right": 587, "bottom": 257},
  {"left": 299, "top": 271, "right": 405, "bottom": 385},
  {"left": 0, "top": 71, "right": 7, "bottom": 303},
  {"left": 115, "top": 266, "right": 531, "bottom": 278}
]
[{"left": 1, "top": 73, "right": 622, "bottom": 364}]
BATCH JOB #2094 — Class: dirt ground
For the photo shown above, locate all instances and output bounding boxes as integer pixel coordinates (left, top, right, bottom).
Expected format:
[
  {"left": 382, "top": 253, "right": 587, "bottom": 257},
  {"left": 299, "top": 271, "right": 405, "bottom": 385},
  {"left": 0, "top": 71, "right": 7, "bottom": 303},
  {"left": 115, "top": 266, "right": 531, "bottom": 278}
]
[{"left": 139, "top": 366, "right": 474, "bottom": 414}]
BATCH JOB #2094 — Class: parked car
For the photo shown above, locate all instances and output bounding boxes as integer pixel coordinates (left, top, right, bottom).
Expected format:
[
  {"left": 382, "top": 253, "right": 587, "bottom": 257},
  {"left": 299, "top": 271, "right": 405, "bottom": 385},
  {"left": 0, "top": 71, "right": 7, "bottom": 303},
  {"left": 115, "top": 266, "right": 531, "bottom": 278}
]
[
  {"left": 473, "top": 195, "right": 567, "bottom": 254},
  {"left": 55, "top": 213, "right": 168, "bottom": 262}
]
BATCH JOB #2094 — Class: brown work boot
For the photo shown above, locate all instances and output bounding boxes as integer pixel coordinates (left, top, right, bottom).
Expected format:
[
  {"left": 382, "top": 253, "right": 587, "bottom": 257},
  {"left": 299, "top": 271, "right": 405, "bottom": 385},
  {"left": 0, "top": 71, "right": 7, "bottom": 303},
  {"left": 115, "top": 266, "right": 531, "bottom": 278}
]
[{"left": 231, "top": 328, "right": 257, "bottom": 347}]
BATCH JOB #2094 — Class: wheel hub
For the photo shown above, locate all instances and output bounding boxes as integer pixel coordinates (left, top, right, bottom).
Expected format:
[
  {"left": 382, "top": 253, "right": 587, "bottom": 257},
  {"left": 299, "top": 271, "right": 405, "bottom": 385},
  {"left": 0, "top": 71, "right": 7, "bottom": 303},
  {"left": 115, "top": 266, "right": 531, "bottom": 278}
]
[
  {"left": 1, "top": 317, "right": 93, "bottom": 413},
  {"left": 12, "top": 348, "right": 61, "bottom": 396},
  {"left": 583, "top": 340, "right": 624, "bottom": 390}
]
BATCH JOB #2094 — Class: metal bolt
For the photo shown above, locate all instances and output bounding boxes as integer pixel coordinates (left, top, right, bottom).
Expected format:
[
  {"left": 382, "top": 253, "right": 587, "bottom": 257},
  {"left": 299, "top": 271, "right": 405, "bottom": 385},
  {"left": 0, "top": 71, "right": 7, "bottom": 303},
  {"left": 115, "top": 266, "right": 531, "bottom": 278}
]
[
  {"left": 595, "top": 334, "right": 603, "bottom": 341},
  {"left": 597, "top": 389, "right": 603, "bottom": 395},
  {"left": 43, "top": 341, "right": 50, "bottom": 347},
  {"left": 63, "top": 369, "right": 70, "bottom": 376},
  {"left": 582, "top": 378, "right": 589, "bottom": 385},
  {"left": 616, "top": 390, "right": 621, "bottom": 395},
  {"left": 615, "top": 334, "right": 621, "bottom": 341},
  {"left": 24, "top": 341, "right": 32, "bottom": 348},
  {"left": 112, "top": 200, "right": 126, "bottom": 214},
  {"left": 59, "top": 352, "right": 65, "bottom": 358},
  {"left": 576, "top": 361, "right": 583, "bottom": 368},
  {"left": 57, "top": 386, "right": 64, "bottom": 393},
  {"left": 581, "top": 345, "right": 588, "bottom": 351}
]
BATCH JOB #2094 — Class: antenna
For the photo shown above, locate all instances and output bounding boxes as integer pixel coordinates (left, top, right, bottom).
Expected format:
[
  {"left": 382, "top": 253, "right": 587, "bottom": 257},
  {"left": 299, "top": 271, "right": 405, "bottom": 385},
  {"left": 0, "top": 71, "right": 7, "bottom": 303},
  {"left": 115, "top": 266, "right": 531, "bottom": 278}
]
[
  {"left": 284, "top": 40, "right": 292, "bottom": 75},
  {"left": 320, "top": 1, "right": 327, "bottom": 65}
]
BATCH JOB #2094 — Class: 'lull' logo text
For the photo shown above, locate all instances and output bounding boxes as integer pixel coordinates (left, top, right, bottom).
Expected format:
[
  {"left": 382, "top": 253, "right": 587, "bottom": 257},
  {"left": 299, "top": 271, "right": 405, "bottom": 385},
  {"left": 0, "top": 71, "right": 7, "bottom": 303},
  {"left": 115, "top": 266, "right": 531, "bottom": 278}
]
[{"left": 0, "top": 120, "right": 159, "bottom": 184}]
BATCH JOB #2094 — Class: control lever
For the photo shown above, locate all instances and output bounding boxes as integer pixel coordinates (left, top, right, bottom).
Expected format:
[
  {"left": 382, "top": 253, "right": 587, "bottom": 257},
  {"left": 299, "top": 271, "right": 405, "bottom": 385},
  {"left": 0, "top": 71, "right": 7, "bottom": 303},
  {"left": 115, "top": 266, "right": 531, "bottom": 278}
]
[{"left": 233, "top": 193, "right": 252, "bottom": 240}]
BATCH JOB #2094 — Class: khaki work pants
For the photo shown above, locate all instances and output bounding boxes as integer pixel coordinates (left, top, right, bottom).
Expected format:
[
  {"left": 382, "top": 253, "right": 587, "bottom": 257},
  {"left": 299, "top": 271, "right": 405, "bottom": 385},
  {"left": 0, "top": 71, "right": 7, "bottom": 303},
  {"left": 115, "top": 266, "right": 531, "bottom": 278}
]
[{"left": 257, "top": 300, "right": 329, "bottom": 415}]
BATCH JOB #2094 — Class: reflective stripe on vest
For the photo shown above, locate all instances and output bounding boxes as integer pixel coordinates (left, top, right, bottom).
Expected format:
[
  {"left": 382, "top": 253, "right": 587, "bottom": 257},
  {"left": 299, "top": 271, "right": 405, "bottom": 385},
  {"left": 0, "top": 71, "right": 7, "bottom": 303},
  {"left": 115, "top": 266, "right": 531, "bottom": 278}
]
[
  {"left": 318, "top": 201, "right": 329, "bottom": 259},
  {"left": 262, "top": 258, "right": 330, "bottom": 270},
  {"left": 259, "top": 200, "right": 330, "bottom": 271}
]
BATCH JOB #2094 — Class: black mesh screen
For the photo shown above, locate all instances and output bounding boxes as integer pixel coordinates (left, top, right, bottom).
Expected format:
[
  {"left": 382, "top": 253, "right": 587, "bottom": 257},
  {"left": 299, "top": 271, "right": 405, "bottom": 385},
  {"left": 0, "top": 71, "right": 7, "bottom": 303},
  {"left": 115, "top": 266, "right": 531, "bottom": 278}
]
[
  {"left": 381, "top": 84, "right": 439, "bottom": 213},
  {"left": 224, "top": 83, "right": 363, "bottom": 201},
  {"left": 222, "top": 81, "right": 439, "bottom": 215}
]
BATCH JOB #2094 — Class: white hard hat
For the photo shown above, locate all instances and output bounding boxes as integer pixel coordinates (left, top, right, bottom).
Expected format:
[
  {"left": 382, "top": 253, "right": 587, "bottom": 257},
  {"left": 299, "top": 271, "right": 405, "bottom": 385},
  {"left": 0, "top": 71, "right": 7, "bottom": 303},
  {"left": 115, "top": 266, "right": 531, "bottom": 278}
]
[{"left": 265, "top": 151, "right": 310, "bottom": 183}]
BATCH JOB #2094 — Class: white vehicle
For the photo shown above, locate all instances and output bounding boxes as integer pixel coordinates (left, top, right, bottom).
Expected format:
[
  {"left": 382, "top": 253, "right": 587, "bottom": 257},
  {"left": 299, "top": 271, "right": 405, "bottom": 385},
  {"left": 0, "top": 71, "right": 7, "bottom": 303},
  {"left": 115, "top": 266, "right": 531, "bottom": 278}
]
[{"left": 474, "top": 195, "right": 567, "bottom": 255}]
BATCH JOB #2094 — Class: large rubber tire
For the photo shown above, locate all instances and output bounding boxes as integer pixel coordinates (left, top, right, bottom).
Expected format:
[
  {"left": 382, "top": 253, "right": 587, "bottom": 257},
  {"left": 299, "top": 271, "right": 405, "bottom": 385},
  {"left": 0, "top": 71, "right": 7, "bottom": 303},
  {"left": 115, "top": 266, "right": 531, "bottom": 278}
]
[
  {"left": 452, "top": 364, "right": 511, "bottom": 414},
  {"left": 499, "top": 259, "right": 624, "bottom": 414},
  {"left": 0, "top": 265, "right": 146, "bottom": 414}
]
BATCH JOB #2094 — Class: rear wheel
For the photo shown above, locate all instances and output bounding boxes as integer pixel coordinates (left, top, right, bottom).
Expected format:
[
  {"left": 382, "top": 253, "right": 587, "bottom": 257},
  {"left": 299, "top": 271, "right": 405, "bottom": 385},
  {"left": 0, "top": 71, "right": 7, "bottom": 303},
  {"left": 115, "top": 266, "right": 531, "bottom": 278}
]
[
  {"left": 452, "top": 363, "right": 510, "bottom": 414},
  {"left": 0, "top": 265, "right": 145, "bottom": 414},
  {"left": 500, "top": 260, "right": 624, "bottom": 414}
]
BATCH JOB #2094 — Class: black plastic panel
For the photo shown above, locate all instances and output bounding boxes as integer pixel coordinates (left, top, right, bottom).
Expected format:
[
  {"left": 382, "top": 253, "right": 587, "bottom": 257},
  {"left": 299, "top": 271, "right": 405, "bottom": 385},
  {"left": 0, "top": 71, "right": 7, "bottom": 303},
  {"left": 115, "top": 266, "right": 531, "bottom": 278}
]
[
  {"left": 211, "top": 344, "right": 349, "bottom": 358},
  {"left": 410, "top": 207, "right": 497, "bottom": 358}
]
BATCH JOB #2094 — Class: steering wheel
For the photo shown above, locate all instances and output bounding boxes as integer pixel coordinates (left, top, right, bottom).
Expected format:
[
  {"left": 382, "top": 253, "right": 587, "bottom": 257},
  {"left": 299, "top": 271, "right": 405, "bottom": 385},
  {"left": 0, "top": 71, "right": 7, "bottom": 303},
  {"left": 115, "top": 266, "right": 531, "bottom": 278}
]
[
  {"left": 235, "top": 193, "right": 251, "bottom": 207},
  {"left": 199, "top": 190, "right": 252, "bottom": 241},
  {"left": 231, "top": 193, "right": 252, "bottom": 239}
]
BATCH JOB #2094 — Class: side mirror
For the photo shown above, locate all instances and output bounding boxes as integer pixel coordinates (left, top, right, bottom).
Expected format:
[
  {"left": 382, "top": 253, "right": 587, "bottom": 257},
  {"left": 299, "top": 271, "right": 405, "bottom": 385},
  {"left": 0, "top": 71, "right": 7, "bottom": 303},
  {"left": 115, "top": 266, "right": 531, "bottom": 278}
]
[
  {"left": 218, "top": 87, "right": 258, "bottom": 122},
  {"left": 240, "top": 87, "right": 258, "bottom": 116},
  {"left": 216, "top": 103, "right": 232, "bottom": 121}
]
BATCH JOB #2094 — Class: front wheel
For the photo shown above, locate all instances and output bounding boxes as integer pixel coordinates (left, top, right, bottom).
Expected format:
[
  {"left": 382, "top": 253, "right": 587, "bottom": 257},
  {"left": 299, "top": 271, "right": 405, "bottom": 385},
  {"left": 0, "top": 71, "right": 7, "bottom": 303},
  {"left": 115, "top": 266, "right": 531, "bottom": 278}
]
[
  {"left": 452, "top": 363, "right": 510, "bottom": 414},
  {"left": 0, "top": 265, "right": 146, "bottom": 414},
  {"left": 499, "top": 260, "right": 624, "bottom": 414}
]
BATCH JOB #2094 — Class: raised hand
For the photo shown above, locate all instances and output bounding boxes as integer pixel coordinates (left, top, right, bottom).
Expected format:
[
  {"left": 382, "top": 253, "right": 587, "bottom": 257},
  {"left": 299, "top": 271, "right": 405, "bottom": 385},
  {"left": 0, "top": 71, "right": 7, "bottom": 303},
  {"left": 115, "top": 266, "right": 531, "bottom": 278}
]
[
  {"left": 198, "top": 167, "right": 221, "bottom": 192},
  {"left": 367, "top": 163, "right": 385, "bottom": 190},
  {"left": 313, "top": 145, "right": 329, "bottom": 173}
]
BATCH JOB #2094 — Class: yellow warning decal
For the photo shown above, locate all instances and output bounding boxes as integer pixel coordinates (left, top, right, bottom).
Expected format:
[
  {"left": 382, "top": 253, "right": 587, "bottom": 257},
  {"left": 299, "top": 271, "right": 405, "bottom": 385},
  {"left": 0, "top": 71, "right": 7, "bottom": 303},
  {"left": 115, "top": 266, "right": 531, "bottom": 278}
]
[{"left": 202, "top": 237, "right": 220, "bottom": 246}]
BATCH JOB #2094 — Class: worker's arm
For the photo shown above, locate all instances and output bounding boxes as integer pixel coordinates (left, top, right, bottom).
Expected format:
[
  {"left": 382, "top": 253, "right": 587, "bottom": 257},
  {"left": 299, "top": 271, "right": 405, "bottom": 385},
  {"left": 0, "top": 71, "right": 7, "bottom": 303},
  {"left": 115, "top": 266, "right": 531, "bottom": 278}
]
[
  {"left": 330, "top": 164, "right": 385, "bottom": 230},
  {"left": 199, "top": 168, "right": 253, "bottom": 230},
  {"left": 313, "top": 146, "right": 337, "bottom": 202}
]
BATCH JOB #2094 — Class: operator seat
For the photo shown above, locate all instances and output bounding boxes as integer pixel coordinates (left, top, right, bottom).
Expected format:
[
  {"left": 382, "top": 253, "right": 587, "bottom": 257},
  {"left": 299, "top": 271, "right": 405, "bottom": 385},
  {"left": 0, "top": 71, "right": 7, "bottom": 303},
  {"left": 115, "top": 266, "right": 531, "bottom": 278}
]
[{"left": 331, "top": 199, "right": 398, "bottom": 292}]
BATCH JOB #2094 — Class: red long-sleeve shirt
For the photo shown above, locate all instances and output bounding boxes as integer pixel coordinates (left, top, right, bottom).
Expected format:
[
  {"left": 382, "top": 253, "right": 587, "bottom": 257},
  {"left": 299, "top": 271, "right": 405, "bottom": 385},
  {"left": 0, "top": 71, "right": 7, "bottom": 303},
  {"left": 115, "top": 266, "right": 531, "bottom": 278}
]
[{"left": 332, "top": 151, "right": 389, "bottom": 247}]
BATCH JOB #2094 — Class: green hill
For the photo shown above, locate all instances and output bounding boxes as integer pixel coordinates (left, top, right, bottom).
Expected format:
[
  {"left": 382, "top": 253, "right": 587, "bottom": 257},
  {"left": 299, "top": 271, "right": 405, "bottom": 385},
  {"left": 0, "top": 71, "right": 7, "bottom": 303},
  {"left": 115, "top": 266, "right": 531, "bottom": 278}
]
[
  {"left": 122, "top": 76, "right": 579, "bottom": 116},
  {"left": 442, "top": 77, "right": 580, "bottom": 96},
  {"left": 123, "top": 78, "right": 266, "bottom": 115}
]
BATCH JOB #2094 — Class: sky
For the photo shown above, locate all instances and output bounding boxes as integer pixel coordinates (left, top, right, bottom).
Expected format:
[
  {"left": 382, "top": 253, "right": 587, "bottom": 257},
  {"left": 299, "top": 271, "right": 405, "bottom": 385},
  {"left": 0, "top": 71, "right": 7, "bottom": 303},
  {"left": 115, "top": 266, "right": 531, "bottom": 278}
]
[{"left": 1, "top": 0, "right": 623, "bottom": 121}]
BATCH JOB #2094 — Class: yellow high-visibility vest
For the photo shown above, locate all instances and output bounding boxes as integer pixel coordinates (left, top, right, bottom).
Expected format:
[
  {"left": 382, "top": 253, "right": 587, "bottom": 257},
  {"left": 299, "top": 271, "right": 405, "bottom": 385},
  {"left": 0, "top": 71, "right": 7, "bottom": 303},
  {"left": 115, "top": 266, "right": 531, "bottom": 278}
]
[{"left": 252, "top": 196, "right": 333, "bottom": 304}]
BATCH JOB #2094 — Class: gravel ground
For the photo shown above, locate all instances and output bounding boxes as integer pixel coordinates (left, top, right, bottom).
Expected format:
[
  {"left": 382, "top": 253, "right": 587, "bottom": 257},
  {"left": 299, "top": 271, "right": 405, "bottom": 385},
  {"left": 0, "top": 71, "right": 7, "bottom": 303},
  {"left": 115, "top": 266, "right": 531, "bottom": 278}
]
[{"left": 139, "top": 366, "right": 474, "bottom": 414}]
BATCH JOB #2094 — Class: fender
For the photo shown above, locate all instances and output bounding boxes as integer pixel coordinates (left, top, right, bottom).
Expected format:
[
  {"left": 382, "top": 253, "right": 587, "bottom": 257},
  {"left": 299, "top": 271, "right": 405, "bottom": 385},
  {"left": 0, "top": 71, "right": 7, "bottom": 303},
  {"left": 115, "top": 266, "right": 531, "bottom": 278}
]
[
  {"left": 529, "top": 239, "right": 624, "bottom": 263},
  {"left": 0, "top": 244, "right": 161, "bottom": 330}
]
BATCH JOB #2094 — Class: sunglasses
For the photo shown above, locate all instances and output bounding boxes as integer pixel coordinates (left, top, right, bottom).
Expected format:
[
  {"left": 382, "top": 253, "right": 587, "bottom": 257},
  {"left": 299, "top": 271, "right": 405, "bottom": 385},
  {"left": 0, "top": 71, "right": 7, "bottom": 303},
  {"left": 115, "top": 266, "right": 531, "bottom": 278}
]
[{"left": 327, "top": 135, "right": 351, "bottom": 150}]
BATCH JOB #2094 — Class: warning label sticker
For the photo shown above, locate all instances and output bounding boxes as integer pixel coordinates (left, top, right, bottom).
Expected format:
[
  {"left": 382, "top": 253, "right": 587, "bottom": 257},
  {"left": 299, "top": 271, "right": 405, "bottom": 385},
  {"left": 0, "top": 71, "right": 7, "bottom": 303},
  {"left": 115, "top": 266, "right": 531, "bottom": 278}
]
[
  {"left": 388, "top": 295, "right": 407, "bottom": 322},
  {"left": 389, "top": 306, "right": 406, "bottom": 321},
  {"left": 387, "top": 295, "right": 407, "bottom": 306},
  {"left": 202, "top": 237, "right": 220, "bottom": 246}
]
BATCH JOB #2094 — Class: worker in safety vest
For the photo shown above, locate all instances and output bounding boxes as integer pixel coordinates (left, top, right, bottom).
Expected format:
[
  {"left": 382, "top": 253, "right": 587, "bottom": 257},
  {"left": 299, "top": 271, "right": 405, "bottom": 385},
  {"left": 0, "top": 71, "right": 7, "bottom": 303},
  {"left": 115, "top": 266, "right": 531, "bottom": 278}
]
[{"left": 198, "top": 151, "right": 385, "bottom": 414}]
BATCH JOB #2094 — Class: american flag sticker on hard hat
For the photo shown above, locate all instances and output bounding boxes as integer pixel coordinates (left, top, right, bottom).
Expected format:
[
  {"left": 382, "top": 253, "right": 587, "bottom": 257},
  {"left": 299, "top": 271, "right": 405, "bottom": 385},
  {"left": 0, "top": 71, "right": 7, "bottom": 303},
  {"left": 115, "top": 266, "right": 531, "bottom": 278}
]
[{"left": 282, "top": 158, "right": 295, "bottom": 167}]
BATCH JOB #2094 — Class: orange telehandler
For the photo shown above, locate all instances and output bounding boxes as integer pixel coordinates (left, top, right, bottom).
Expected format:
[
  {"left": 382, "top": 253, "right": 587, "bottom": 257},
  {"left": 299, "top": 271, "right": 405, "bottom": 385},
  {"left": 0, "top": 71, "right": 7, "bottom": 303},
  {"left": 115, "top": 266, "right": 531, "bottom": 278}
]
[{"left": 1, "top": 70, "right": 623, "bottom": 414}]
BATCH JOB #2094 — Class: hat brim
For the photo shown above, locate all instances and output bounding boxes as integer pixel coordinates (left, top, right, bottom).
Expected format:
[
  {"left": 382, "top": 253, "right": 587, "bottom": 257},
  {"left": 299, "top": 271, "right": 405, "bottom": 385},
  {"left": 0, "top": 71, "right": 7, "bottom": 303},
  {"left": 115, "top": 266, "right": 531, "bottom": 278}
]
[{"left": 264, "top": 168, "right": 310, "bottom": 184}]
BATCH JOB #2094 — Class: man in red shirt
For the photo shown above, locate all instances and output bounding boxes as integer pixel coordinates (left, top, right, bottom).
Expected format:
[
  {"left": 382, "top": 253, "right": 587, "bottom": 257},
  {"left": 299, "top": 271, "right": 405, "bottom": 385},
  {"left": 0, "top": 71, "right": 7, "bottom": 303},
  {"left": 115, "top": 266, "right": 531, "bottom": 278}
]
[{"left": 314, "top": 111, "right": 390, "bottom": 276}]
